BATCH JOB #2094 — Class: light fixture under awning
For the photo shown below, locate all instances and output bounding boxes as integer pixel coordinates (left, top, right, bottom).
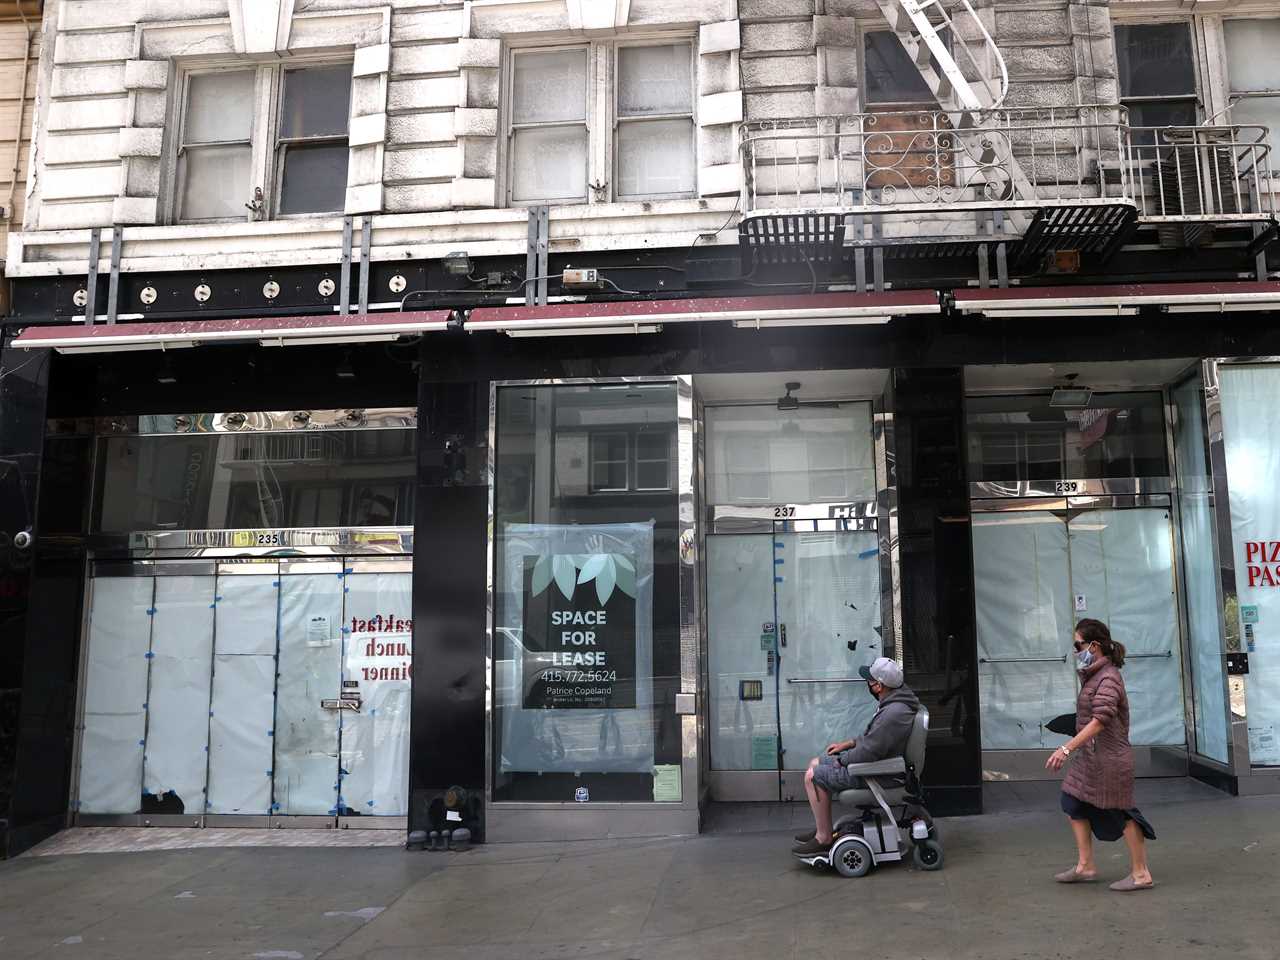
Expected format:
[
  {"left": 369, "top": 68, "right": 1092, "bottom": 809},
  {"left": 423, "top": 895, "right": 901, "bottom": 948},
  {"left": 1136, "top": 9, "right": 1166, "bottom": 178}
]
[
  {"left": 953, "top": 281, "right": 1280, "bottom": 318},
  {"left": 11, "top": 310, "right": 454, "bottom": 354},
  {"left": 465, "top": 291, "right": 939, "bottom": 336}
]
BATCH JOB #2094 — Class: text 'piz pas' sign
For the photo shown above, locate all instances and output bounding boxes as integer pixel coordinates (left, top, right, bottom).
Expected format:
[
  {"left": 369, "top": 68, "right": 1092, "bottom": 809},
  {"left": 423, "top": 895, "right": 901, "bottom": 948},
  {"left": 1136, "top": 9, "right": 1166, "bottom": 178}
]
[
  {"left": 1244, "top": 540, "right": 1280, "bottom": 587},
  {"left": 521, "top": 552, "right": 637, "bottom": 709}
]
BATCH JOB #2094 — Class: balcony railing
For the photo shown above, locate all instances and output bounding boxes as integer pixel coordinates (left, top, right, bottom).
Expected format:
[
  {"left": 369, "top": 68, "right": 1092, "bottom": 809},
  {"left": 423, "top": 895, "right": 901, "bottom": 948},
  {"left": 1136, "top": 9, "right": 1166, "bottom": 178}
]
[{"left": 739, "top": 106, "right": 1276, "bottom": 228}]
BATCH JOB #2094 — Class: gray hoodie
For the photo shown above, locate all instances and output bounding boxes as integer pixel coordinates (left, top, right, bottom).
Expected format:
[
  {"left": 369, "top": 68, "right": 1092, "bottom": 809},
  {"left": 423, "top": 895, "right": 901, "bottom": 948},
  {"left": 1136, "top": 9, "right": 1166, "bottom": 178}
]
[{"left": 837, "top": 685, "right": 920, "bottom": 766}]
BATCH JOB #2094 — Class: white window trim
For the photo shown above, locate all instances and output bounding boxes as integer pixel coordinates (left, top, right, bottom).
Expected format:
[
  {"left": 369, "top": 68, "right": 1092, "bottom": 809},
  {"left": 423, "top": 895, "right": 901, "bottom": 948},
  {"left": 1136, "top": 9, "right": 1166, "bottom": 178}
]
[
  {"left": 164, "top": 54, "right": 355, "bottom": 226},
  {"left": 501, "top": 32, "right": 698, "bottom": 208}
]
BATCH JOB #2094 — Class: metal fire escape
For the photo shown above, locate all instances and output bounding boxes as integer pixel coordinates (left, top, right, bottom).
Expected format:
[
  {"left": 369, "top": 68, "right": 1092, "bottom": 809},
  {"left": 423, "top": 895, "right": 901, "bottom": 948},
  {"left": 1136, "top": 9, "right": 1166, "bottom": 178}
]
[{"left": 737, "top": 0, "right": 1276, "bottom": 283}]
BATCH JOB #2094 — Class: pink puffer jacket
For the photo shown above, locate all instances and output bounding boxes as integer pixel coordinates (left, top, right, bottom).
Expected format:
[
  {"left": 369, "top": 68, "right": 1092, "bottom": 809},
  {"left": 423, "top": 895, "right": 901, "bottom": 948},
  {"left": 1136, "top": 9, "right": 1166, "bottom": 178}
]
[{"left": 1061, "top": 659, "right": 1135, "bottom": 810}]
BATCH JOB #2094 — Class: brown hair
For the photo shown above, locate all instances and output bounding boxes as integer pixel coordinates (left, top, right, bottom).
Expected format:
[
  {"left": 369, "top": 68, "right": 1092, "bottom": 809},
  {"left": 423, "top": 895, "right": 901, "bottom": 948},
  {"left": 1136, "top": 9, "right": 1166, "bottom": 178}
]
[{"left": 1075, "top": 618, "right": 1126, "bottom": 668}]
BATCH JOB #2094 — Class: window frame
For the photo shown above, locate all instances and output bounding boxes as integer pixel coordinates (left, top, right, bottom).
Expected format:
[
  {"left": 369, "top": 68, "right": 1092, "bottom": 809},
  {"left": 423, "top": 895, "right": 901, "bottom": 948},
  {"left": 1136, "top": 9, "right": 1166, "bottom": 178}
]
[
  {"left": 611, "top": 39, "right": 697, "bottom": 202},
  {"left": 860, "top": 27, "right": 948, "bottom": 109},
  {"left": 588, "top": 431, "right": 631, "bottom": 494},
  {"left": 172, "top": 65, "right": 264, "bottom": 225},
  {"left": 272, "top": 63, "right": 356, "bottom": 220},
  {"left": 1110, "top": 18, "right": 1203, "bottom": 131},
  {"left": 166, "top": 56, "right": 354, "bottom": 226},
  {"left": 1218, "top": 15, "right": 1280, "bottom": 129},
  {"left": 502, "top": 34, "right": 698, "bottom": 208}
]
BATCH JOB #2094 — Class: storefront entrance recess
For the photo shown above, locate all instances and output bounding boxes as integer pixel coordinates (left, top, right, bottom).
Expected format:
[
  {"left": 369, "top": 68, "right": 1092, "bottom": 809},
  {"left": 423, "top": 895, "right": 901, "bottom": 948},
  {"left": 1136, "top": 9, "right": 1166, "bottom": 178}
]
[{"left": 966, "top": 388, "right": 1188, "bottom": 779}]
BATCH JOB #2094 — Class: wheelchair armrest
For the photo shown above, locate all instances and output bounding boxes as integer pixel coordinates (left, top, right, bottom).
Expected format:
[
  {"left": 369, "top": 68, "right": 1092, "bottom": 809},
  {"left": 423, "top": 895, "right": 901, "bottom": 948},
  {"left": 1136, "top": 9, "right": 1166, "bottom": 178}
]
[{"left": 841, "top": 756, "right": 906, "bottom": 777}]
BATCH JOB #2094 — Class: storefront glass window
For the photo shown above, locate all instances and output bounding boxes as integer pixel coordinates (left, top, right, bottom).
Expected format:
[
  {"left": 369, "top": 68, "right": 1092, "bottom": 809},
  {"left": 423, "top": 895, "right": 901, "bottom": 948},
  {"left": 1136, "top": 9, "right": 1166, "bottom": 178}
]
[
  {"left": 1173, "top": 376, "right": 1229, "bottom": 763},
  {"left": 94, "top": 428, "right": 416, "bottom": 531},
  {"left": 705, "top": 403, "right": 876, "bottom": 505},
  {"left": 492, "top": 382, "right": 681, "bottom": 803},
  {"left": 1219, "top": 364, "right": 1280, "bottom": 766},
  {"left": 966, "top": 392, "right": 1168, "bottom": 482}
]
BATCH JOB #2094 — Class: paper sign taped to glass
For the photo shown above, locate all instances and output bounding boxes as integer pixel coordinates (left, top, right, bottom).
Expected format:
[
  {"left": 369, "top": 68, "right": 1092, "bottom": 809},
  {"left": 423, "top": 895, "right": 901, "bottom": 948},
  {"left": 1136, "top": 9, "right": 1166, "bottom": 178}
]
[{"left": 498, "top": 522, "right": 655, "bottom": 774}]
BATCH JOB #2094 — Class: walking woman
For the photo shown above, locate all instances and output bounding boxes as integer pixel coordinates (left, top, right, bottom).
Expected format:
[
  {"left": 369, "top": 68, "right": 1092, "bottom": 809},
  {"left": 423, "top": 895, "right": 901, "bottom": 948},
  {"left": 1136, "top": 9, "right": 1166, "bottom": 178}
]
[{"left": 1046, "top": 618, "right": 1156, "bottom": 891}]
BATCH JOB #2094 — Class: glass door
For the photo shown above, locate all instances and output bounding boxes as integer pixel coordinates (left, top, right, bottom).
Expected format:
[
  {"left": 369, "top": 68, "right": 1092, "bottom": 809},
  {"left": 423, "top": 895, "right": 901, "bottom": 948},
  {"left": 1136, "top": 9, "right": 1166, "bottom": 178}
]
[
  {"left": 707, "top": 518, "right": 884, "bottom": 798},
  {"left": 973, "top": 502, "right": 1187, "bottom": 769},
  {"left": 973, "top": 511, "right": 1075, "bottom": 749}
]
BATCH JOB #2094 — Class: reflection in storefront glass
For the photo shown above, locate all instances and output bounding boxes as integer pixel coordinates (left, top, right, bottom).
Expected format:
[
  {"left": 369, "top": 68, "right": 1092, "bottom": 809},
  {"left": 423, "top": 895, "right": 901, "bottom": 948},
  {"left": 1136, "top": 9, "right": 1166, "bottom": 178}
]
[
  {"left": 492, "top": 383, "right": 681, "bottom": 803},
  {"left": 966, "top": 392, "right": 1168, "bottom": 482},
  {"left": 94, "top": 429, "right": 416, "bottom": 531}
]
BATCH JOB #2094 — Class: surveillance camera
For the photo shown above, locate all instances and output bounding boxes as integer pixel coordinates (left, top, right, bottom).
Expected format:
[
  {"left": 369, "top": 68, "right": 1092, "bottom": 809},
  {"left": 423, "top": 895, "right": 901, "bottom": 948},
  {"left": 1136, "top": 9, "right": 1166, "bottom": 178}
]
[{"left": 13, "top": 530, "right": 33, "bottom": 550}]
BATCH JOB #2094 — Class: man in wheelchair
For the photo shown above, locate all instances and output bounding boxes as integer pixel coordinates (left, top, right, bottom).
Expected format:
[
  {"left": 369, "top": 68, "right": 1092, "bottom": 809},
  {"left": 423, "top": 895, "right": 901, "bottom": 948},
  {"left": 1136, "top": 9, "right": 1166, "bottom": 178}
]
[{"left": 792, "top": 657, "right": 920, "bottom": 857}]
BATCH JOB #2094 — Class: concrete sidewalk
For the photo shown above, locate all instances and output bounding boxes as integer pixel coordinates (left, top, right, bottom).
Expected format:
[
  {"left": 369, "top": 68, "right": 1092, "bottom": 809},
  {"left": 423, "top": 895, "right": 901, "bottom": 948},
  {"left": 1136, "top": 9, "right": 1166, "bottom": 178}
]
[{"left": 1, "top": 789, "right": 1276, "bottom": 960}]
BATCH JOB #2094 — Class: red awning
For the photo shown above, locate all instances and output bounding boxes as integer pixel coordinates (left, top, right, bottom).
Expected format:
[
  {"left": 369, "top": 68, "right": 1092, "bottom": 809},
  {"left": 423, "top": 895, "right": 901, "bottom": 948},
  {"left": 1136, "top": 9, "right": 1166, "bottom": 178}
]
[
  {"left": 953, "top": 281, "right": 1280, "bottom": 317},
  {"left": 466, "top": 292, "right": 939, "bottom": 335},
  {"left": 11, "top": 310, "right": 454, "bottom": 354}
]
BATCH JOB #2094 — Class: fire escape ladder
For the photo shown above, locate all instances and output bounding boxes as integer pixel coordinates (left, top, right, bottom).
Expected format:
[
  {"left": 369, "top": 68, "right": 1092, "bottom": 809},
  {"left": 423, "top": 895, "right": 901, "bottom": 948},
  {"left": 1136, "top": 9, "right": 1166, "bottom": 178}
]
[{"left": 875, "top": 0, "right": 1037, "bottom": 227}]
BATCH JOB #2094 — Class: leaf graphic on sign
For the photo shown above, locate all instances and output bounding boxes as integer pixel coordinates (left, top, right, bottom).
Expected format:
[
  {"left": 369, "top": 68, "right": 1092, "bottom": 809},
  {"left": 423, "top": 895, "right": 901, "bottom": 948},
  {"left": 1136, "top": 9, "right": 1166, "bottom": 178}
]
[
  {"left": 613, "top": 556, "right": 637, "bottom": 599},
  {"left": 577, "top": 554, "right": 608, "bottom": 586},
  {"left": 595, "top": 556, "right": 617, "bottom": 605},
  {"left": 552, "top": 555, "right": 577, "bottom": 601},
  {"left": 531, "top": 554, "right": 554, "bottom": 596}
]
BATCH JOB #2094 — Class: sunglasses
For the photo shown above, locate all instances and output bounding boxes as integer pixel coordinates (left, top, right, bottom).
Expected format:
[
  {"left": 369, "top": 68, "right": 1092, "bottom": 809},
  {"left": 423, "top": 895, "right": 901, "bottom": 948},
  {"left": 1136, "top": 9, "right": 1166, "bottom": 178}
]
[{"left": 1073, "top": 639, "right": 1097, "bottom": 651}]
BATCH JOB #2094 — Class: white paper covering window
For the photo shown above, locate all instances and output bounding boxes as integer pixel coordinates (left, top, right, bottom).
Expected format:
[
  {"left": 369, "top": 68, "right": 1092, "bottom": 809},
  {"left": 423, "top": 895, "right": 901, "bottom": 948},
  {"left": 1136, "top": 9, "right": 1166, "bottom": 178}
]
[
  {"left": 78, "top": 576, "right": 153, "bottom": 814},
  {"left": 1220, "top": 365, "right": 1280, "bottom": 766},
  {"left": 207, "top": 575, "right": 278, "bottom": 814},
  {"left": 973, "top": 509, "right": 1186, "bottom": 750},
  {"left": 275, "top": 574, "right": 344, "bottom": 815},
  {"left": 142, "top": 576, "right": 215, "bottom": 813},
  {"left": 340, "top": 572, "right": 413, "bottom": 816}
]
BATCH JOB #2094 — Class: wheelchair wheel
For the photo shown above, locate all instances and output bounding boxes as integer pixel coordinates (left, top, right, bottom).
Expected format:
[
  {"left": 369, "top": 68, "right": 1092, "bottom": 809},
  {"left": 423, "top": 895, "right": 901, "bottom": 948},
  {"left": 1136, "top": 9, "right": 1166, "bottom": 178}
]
[
  {"left": 912, "top": 839, "right": 944, "bottom": 871},
  {"left": 832, "top": 837, "right": 874, "bottom": 878}
]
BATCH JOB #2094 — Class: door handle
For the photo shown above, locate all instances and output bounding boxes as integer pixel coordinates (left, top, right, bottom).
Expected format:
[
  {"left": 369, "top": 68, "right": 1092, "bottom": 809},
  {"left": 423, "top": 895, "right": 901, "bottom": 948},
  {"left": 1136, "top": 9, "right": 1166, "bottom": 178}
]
[
  {"left": 1127, "top": 651, "right": 1173, "bottom": 659},
  {"left": 780, "top": 623, "right": 787, "bottom": 647},
  {"left": 979, "top": 655, "right": 1069, "bottom": 664},
  {"left": 786, "top": 677, "right": 868, "bottom": 684}
]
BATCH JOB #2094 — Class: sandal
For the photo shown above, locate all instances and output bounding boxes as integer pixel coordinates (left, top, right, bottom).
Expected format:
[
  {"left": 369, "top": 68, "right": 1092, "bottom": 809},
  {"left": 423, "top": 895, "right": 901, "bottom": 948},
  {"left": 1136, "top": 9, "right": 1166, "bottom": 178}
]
[
  {"left": 1109, "top": 876, "right": 1155, "bottom": 892},
  {"left": 1053, "top": 867, "right": 1098, "bottom": 883}
]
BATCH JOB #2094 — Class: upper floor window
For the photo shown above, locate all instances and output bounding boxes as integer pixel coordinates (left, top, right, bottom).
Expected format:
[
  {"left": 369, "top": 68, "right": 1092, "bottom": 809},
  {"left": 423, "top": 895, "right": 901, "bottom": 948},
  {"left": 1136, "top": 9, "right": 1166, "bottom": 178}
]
[
  {"left": 863, "top": 30, "right": 938, "bottom": 106},
  {"left": 174, "top": 63, "right": 352, "bottom": 223},
  {"left": 1114, "top": 23, "right": 1197, "bottom": 138},
  {"left": 507, "top": 41, "right": 695, "bottom": 205},
  {"left": 1223, "top": 19, "right": 1280, "bottom": 134}
]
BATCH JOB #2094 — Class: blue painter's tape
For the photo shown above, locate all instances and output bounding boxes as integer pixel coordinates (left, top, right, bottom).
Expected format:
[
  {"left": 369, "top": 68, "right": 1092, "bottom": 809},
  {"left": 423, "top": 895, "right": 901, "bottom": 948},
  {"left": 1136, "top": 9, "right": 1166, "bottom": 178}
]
[
  {"left": 215, "top": 596, "right": 223, "bottom": 602},
  {"left": 267, "top": 729, "right": 274, "bottom": 737},
  {"left": 343, "top": 587, "right": 349, "bottom": 594},
  {"left": 858, "top": 547, "right": 879, "bottom": 559},
  {"left": 339, "top": 767, "right": 350, "bottom": 776},
  {"left": 266, "top": 770, "right": 273, "bottom": 777},
  {"left": 209, "top": 603, "right": 217, "bottom": 609},
  {"left": 773, "top": 541, "right": 784, "bottom": 550},
  {"left": 774, "top": 558, "right": 784, "bottom": 565},
  {"left": 328, "top": 807, "right": 339, "bottom": 815},
  {"left": 344, "top": 568, "right": 353, "bottom": 575},
  {"left": 137, "top": 739, "right": 145, "bottom": 746},
  {"left": 146, "top": 608, "right": 156, "bottom": 615},
  {"left": 367, "top": 800, "right": 375, "bottom": 807},
  {"left": 144, "top": 651, "right": 155, "bottom": 659},
  {"left": 204, "top": 745, "right": 209, "bottom": 752},
  {"left": 272, "top": 581, "right": 280, "bottom": 587},
  {"left": 340, "top": 626, "right": 351, "bottom": 634},
  {"left": 774, "top": 576, "right": 784, "bottom": 584},
  {"left": 271, "top": 803, "right": 280, "bottom": 812},
  {"left": 369, "top": 708, "right": 377, "bottom": 716},
  {"left": 142, "top": 703, "right": 148, "bottom": 710}
]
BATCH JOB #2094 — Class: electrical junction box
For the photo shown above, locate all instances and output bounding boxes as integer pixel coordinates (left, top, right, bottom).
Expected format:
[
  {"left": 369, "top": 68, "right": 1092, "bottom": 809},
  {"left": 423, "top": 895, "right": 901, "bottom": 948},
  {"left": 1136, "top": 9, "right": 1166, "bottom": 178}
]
[{"left": 561, "top": 268, "right": 603, "bottom": 289}]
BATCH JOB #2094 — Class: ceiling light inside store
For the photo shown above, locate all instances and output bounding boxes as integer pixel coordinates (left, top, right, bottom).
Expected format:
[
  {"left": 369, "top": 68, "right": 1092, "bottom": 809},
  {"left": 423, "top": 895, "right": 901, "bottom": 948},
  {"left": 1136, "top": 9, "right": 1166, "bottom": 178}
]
[
  {"left": 1049, "top": 387, "right": 1093, "bottom": 407},
  {"left": 156, "top": 357, "right": 177, "bottom": 385}
]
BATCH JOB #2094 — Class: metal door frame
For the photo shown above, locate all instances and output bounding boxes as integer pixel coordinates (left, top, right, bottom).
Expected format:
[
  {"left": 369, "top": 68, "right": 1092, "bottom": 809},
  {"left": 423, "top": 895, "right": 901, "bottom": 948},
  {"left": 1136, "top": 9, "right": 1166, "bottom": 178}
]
[{"left": 70, "top": 539, "right": 413, "bottom": 831}]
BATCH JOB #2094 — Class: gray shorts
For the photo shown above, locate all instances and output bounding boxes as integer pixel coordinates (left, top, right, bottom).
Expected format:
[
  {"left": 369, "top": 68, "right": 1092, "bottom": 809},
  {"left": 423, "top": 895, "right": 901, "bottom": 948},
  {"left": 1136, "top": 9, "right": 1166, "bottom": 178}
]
[{"left": 810, "top": 755, "right": 866, "bottom": 794}]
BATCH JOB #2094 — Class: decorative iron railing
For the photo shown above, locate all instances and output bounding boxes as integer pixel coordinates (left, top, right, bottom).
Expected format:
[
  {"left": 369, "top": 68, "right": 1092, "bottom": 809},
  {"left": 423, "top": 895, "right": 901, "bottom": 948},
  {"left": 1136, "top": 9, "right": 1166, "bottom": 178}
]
[{"left": 739, "top": 107, "right": 1275, "bottom": 226}]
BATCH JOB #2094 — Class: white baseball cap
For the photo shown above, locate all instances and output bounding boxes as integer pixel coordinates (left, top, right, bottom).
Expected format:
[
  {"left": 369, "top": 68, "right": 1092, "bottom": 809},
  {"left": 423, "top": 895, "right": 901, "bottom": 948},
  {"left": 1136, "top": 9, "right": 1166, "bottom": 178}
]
[{"left": 859, "top": 657, "right": 904, "bottom": 688}]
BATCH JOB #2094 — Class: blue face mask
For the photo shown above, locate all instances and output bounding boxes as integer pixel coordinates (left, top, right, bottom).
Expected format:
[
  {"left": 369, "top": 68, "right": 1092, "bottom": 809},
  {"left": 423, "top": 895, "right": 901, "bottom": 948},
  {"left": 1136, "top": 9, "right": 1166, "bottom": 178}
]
[{"left": 1076, "top": 649, "right": 1094, "bottom": 669}]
